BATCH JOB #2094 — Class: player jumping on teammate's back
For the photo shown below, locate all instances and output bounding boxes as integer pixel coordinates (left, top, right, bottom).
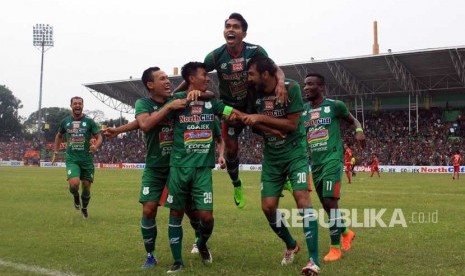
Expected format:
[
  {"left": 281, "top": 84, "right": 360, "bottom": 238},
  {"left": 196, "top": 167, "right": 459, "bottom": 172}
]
[{"left": 173, "top": 13, "right": 289, "bottom": 209}]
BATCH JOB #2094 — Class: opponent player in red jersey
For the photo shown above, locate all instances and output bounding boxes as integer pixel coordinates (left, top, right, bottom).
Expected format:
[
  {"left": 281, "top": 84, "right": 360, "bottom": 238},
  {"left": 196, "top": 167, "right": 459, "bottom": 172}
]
[
  {"left": 451, "top": 150, "right": 462, "bottom": 180},
  {"left": 343, "top": 143, "right": 353, "bottom": 184},
  {"left": 370, "top": 153, "right": 380, "bottom": 178}
]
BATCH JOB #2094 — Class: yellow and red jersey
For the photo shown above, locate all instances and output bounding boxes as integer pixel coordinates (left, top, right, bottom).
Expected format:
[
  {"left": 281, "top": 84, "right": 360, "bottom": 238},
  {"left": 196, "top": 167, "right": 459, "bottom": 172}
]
[{"left": 452, "top": 154, "right": 462, "bottom": 166}]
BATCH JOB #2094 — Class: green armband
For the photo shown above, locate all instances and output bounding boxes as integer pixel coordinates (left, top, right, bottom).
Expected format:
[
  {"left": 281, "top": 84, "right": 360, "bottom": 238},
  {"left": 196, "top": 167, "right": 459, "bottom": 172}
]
[
  {"left": 223, "top": 106, "right": 233, "bottom": 117},
  {"left": 355, "top": 128, "right": 363, "bottom": 133}
]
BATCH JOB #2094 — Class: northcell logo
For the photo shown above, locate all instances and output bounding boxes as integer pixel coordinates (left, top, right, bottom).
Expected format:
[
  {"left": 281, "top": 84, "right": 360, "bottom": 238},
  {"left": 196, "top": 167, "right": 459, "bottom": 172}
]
[{"left": 179, "top": 114, "right": 214, "bottom": 123}]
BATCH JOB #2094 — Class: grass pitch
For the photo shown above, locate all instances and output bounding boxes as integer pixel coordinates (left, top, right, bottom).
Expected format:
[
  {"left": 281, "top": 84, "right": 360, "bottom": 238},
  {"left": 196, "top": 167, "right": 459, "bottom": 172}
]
[{"left": 1, "top": 167, "right": 464, "bottom": 275}]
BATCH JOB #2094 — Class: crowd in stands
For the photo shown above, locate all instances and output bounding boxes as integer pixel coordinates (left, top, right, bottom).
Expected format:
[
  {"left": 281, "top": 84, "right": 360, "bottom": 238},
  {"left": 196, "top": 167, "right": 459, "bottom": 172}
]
[
  {"left": 342, "top": 107, "right": 465, "bottom": 166},
  {"left": 1, "top": 108, "right": 464, "bottom": 166},
  {"left": 96, "top": 131, "right": 145, "bottom": 163}
]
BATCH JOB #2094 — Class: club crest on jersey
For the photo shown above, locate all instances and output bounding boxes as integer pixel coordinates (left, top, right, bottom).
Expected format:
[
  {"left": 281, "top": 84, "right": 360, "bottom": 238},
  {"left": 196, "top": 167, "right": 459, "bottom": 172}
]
[
  {"left": 324, "top": 106, "right": 331, "bottom": 113},
  {"left": 264, "top": 101, "right": 274, "bottom": 110},
  {"left": 191, "top": 105, "right": 203, "bottom": 115},
  {"left": 205, "top": 102, "right": 212, "bottom": 109},
  {"left": 142, "top": 187, "right": 149, "bottom": 195}
]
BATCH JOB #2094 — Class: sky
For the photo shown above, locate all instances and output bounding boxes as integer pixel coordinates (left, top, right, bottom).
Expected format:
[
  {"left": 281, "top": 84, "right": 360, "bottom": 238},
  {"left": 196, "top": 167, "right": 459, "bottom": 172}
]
[{"left": 1, "top": 0, "right": 464, "bottom": 122}]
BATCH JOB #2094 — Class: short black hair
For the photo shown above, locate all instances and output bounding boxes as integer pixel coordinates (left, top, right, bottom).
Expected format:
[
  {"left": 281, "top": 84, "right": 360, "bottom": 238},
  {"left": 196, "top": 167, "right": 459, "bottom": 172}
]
[
  {"left": 305, "top": 73, "right": 325, "bottom": 85},
  {"left": 181, "top": 62, "right": 206, "bottom": 84},
  {"left": 246, "top": 55, "right": 277, "bottom": 76},
  {"left": 70, "top": 96, "right": 83, "bottom": 104},
  {"left": 141, "top": 67, "right": 161, "bottom": 91},
  {"left": 226, "top": 13, "right": 248, "bottom": 32}
]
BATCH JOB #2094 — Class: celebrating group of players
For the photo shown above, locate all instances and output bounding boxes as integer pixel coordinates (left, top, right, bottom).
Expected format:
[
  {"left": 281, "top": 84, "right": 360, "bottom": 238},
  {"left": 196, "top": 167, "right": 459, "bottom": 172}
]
[{"left": 53, "top": 13, "right": 370, "bottom": 275}]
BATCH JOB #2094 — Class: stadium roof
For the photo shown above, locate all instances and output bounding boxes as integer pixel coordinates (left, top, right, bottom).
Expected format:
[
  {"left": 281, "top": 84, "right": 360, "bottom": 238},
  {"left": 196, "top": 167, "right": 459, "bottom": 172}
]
[{"left": 83, "top": 46, "right": 465, "bottom": 114}]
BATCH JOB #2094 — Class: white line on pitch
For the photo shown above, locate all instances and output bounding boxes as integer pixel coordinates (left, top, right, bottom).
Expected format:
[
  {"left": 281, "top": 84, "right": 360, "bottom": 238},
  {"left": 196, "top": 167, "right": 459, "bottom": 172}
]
[{"left": 0, "top": 258, "right": 79, "bottom": 276}]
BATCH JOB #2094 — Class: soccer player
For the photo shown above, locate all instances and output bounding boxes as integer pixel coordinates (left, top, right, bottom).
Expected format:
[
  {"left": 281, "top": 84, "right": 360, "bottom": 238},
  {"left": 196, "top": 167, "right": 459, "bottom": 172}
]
[
  {"left": 370, "top": 153, "right": 380, "bottom": 178},
  {"left": 165, "top": 62, "right": 239, "bottom": 273},
  {"left": 451, "top": 150, "right": 462, "bottom": 180},
  {"left": 52, "top": 96, "right": 102, "bottom": 220},
  {"left": 174, "top": 12, "right": 288, "bottom": 209},
  {"left": 344, "top": 143, "right": 353, "bottom": 184},
  {"left": 302, "top": 73, "right": 366, "bottom": 262},
  {"left": 241, "top": 56, "right": 320, "bottom": 275},
  {"left": 350, "top": 155, "right": 356, "bottom": 177},
  {"left": 103, "top": 67, "right": 213, "bottom": 269}
]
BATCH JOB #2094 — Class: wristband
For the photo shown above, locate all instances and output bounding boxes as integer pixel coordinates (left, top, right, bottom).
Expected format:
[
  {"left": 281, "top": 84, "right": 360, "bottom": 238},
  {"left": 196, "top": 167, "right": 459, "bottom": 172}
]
[
  {"left": 355, "top": 128, "right": 363, "bottom": 133},
  {"left": 223, "top": 106, "right": 233, "bottom": 117}
]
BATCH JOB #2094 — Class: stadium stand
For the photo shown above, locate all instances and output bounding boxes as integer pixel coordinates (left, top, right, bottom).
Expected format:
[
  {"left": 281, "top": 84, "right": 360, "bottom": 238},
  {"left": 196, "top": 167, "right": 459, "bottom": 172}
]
[
  {"left": 1, "top": 108, "right": 463, "bottom": 166},
  {"left": 2, "top": 47, "right": 465, "bottom": 166}
]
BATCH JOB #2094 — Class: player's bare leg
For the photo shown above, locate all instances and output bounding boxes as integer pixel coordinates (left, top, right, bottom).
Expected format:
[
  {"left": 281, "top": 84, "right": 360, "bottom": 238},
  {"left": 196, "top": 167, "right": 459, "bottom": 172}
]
[{"left": 68, "top": 177, "right": 81, "bottom": 210}]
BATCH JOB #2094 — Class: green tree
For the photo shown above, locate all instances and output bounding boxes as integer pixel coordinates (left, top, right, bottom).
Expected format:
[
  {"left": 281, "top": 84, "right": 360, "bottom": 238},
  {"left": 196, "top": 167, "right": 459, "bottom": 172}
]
[
  {"left": 24, "top": 107, "right": 70, "bottom": 142},
  {"left": 0, "top": 85, "right": 23, "bottom": 141}
]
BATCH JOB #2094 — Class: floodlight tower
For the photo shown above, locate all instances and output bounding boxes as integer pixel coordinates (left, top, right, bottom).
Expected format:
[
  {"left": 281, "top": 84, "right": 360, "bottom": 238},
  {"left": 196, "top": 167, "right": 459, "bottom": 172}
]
[{"left": 33, "top": 24, "right": 53, "bottom": 154}]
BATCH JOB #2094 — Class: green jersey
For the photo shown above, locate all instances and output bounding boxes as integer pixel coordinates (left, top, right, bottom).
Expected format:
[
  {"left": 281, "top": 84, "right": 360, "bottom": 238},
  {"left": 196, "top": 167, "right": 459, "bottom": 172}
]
[
  {"left": 302, "top": 98, "right": 349, "bottom": 165},
  {"left": 247, "top": 79, "right": 307, "bottom": 164},
  {"left": 169, "top": 92, "right": 226, "bottom": 168},
  {"left": 58, "top": 115, "right": 100, "bottom": 163},
  {"left": 134, "top": 97, "right": 174, "bottom": 168},
  {"left": 204, "top": 42, "right": 269, "bottom": 109}
]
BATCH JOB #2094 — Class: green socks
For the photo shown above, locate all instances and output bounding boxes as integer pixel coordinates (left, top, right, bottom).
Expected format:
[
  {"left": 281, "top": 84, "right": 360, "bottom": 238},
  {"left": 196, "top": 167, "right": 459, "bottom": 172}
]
[
  {"left": 168, "top": 216, "right": 183, "bottom": 265},
  {"left": 268, "top": 217, "right": 296, "bottom": 249},
  {"left": 141, "top": 217, "right": 156, "bottom": 254},
  {"left": 300, "top": 208, "right": 319, "bottom": 266}
]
